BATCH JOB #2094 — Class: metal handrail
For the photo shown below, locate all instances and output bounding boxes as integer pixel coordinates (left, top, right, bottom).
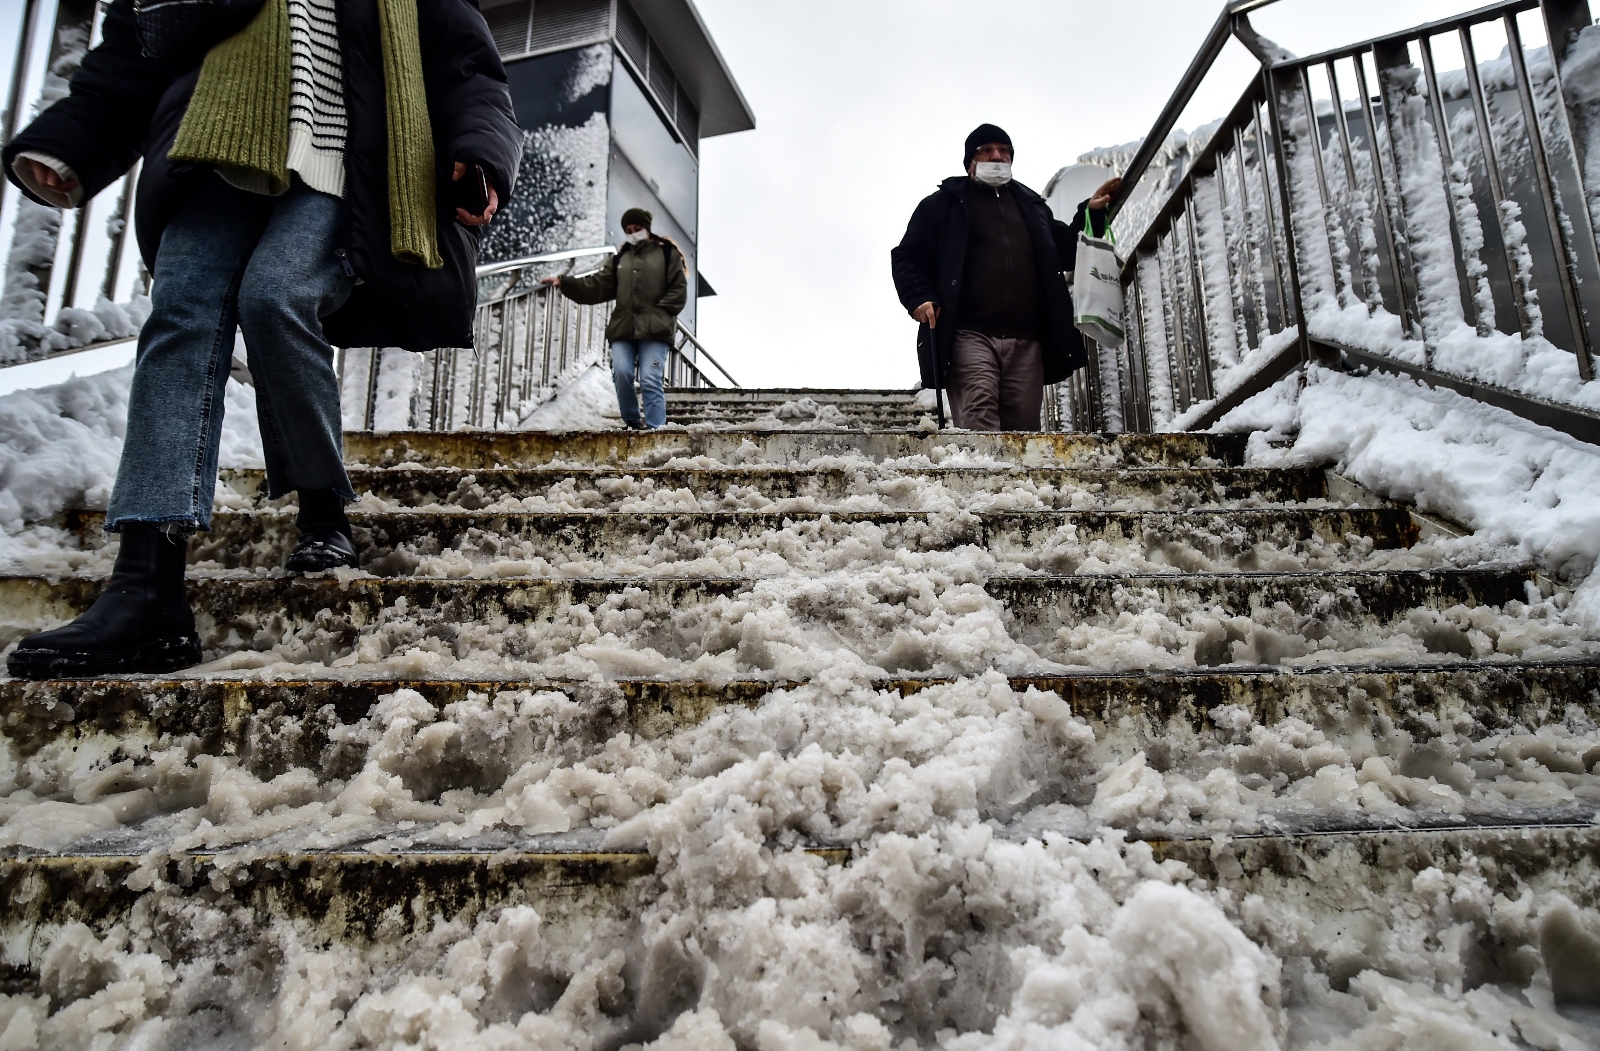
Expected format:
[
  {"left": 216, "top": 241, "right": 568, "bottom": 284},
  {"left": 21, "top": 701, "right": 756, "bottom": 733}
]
[
  {"left": 674, "top": 321, "right": 739, "bottom": 387},
  {"left": 1277, "top": 0, "right": 1538, "bottom": 68},
  {"left": 475, "top": 245, "right": 617, "bottom": 279},
  {"left": 1069, "top": 0, "right": 1600, "bottom": 440}
]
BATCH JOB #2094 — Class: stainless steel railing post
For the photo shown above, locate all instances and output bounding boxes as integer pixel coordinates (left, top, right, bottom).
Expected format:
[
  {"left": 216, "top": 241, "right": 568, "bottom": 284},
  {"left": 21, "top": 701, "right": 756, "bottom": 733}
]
[
  {"left": 1352, "top": 49, "right": 1423, "bottom": 336},
  {"left": 1264, "top": 67, "right": 1313, "bottom": 360},
  {"left": 1182, "top": 196, "right": 1218, "bottom": 399},
  {"left": 1298, "top": 65, "right": 1354, "bottom": 308},
  {"left": 1418, "top": 34, "right": 1487, "bottom": 333},
  {"left": 1506, "top": 12, "right": 1597, "bottom": 378},
  {"left": 1459, "top": 25, "right": 1535, "bottom": 338},
  {"left": 1324, "top": 61, "right": 1382, "bottom": 312},
  {"left": 1232, "top": 124, "right": 1272, "bottom": 343}
]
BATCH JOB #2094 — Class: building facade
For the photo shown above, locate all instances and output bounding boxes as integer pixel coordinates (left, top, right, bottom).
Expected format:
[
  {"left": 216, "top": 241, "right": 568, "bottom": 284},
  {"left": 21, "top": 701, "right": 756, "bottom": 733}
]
[{"left": 476, "top": 0, "right": 754, "bottom": 334}]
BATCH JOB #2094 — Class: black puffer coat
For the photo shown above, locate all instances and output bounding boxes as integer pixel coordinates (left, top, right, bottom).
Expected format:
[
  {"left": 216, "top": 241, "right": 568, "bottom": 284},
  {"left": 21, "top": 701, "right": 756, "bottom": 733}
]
[
  {"left": 891, "top": 176, "right": 1097, "bottom": 388},
  {"left": 1, "top": 0, "right": 522, "bottom": 352}
]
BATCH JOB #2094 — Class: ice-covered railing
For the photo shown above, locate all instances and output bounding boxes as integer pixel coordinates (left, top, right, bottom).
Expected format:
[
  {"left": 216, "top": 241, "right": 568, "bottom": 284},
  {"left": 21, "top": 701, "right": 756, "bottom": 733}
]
[
  {"left": 341, "top": 248, "right": 737, "bottom": 432},
  {"left": 0, "top": 0, "right": 149, "bottom": 368},
  {"left": 1072, "top": 0, "right": 1600, "bottom": 443}
]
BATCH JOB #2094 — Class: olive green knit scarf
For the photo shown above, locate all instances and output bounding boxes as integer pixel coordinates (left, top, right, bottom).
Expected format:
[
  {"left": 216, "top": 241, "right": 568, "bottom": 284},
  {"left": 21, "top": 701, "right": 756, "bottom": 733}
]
[{"left": 168, "top": 0, "right": 442, "bottom": 269}]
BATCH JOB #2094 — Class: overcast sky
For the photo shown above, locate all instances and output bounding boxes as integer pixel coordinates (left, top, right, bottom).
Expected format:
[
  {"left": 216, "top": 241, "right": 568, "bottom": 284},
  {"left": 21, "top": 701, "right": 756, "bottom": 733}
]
[{"left": 691, "top": 0, "right": 1526, "bottom": 390}]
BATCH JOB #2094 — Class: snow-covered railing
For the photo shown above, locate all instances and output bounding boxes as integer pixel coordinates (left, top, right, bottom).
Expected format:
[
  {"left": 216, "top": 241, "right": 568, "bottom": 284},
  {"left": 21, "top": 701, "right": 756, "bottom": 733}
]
[
  {"left": 1081, "top": 0, "right": 1600, "bottom": 441},
  {"left": 343, "top": 247, "right": 733, "bottom": 431},
  {"left": 0, "top": 0, "right": 148, "bottom": 367}
]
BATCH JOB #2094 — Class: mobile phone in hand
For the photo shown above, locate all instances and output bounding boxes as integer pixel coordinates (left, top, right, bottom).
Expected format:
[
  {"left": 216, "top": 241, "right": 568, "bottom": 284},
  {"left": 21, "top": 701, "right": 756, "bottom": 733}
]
[{"left": 454, "top": 165, "right": 490, "bottom": 217}]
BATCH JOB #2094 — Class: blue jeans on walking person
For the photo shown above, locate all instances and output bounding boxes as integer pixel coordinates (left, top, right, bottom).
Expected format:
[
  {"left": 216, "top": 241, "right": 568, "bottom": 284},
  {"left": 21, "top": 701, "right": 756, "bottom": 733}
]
[
  {"left": 611, "top": 339, "right": 669, "bottom": 429},
  {"left": 106, "top": 177, "right": 356, "bottom": 533}
]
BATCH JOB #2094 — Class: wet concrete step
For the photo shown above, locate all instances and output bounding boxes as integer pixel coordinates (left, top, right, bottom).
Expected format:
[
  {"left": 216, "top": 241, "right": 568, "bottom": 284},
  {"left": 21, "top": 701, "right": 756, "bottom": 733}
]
[
  {"left": 3, "top": 825, "right": 1594, "bottom": 984},
  {"left": 5, "top": 660, "right": 1594, "bottom": 774},
  {"left": 58, "top": 507, "right": 1419, "bottom": 570},
  {"left": 663, "top": 410, "right": 932, "bottom": 426},
  {"left": 216, "top": 466, "right": 1329, "bottom": 510},
  {"left": 992, "top": 566, "right": 1538, "bottom": 640},
  {"left": 664, "top": 401, "right": 922, "bottom": 413},
  {"left": 665, "top": 388, "right": 921, "bottom": 404},
  {"left": 0, "top": 567, "right": 1536, "bottom": 655},
  {"left": 342, "top": 430, "right": 1249, "bottom": 470}
]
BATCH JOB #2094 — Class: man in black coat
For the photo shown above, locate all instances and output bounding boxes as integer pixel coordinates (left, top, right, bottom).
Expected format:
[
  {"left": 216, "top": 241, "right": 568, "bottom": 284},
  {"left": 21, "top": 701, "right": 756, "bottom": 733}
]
[
  {"left": 2, "top": 0, "right": 522, "bottom": 680},
  {"left": 890, "top": 124, "right": 1118, "bottom": 431}
]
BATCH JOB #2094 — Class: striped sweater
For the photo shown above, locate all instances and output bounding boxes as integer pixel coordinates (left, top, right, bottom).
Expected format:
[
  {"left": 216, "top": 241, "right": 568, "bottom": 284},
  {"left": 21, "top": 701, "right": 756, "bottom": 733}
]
[
  {"left": 210, "top": 0, "right": 347, "bottom": 197},
  {"left": 285, "top": 0, "right": 346, "bottom": 196}
]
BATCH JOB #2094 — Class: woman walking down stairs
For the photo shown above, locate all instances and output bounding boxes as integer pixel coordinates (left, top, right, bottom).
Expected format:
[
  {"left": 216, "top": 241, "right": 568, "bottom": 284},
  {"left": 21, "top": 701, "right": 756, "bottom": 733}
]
[{"left": 0, "top": 386, "right": 1598, "bottom": 1048}]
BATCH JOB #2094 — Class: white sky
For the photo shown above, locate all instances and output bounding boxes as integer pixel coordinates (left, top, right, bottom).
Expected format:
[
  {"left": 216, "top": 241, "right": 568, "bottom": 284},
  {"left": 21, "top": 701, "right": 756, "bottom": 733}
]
[{"left": 691, "top": 0, "right": 1523, "bottom": 390}]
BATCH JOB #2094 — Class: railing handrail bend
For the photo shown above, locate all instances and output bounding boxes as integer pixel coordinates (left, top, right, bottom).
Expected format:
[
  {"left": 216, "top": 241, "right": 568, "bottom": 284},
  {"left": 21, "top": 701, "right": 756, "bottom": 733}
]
[
  {"left": 475, "top": 245, "right": 617, "bottom": 279},
  {"left": 1107, "top": 0, "right": 1288, "bottom": 220}
]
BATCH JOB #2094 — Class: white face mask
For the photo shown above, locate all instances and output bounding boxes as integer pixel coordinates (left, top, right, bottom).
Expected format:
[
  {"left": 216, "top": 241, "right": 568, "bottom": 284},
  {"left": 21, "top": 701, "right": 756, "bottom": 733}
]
[
  {"left": 624, "top": 229, "right": 650, "bottom": 245},
  {"left": 972, "top": 161, "right": 1013, "bottom": 187}
]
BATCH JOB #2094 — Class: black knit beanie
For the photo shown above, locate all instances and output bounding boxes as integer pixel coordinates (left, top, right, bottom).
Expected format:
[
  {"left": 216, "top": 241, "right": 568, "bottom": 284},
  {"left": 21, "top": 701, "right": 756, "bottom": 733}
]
[
  {"left": 964, "top": 124, "right": 1013, "bottom": 169},
  {"left": 620, "top": 207, "right": 654, "bottom": 230}
]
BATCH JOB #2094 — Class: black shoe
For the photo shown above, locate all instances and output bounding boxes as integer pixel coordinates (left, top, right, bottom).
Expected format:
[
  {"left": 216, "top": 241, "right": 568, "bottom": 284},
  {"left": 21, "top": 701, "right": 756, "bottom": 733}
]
[
  {"left": 285, "top": 528, "right": 359, "bottom": 573},
  {"left": 287, "top": 489, "right": 359, "bottom": 573},
  {"left": 7, "top": 524, "right": 201, "bottom": 680}
]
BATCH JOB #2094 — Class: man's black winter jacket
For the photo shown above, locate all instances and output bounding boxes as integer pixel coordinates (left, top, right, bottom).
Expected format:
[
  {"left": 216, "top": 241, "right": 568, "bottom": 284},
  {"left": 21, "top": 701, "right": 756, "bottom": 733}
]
[
  {"left": 1, "top": 0, "right": 522, "bottom": 353},
  {"left": 890, "top": 176, "right": 1097, "bottom": 388}
]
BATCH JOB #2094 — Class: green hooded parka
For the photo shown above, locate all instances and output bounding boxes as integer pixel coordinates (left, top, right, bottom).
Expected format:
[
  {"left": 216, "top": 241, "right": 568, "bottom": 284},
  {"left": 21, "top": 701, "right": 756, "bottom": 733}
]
[{"left": 560, "top": 238, "right": 688, "bottom": 343}]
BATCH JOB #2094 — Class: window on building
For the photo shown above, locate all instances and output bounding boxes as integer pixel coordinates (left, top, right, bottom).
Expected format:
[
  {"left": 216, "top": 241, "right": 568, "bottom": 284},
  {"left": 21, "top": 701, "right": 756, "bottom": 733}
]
[
  {"left": 482, "top": 0, "right": 609, "bottom": 61},
  {"left": 613, "top": 0, "right": 699, "bottom": 154}
]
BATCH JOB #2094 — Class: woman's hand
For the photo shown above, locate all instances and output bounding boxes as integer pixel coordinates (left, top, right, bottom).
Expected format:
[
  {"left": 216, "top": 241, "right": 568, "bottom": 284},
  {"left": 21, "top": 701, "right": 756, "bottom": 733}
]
[
  {"left": 25, "top": 158, "right": 78, "bottom": 198},
  {"left": 453, "top": 161, "right": 499, "bottom": 226}
]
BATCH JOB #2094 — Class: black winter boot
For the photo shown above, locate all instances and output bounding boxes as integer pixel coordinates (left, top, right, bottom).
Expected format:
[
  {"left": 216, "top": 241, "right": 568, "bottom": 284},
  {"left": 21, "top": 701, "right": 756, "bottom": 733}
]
[
  {"left": 285, "top": 488, "right": 359, "bottom": 573},
  {"left": 7, "top": 524, "right": 202, "bottom": 680}
]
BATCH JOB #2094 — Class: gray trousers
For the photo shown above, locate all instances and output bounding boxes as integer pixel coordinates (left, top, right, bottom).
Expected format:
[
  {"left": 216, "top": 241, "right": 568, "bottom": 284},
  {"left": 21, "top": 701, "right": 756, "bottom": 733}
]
[{"left": 946, "top": 330, "right": 1044, "bottom": 431}]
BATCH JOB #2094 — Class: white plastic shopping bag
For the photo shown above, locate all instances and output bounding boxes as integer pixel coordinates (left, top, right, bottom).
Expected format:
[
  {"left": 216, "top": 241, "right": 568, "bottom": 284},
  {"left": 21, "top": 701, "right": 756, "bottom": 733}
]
[{"left": 1072, "top": 206, "right": 1125, "bottom": 347}]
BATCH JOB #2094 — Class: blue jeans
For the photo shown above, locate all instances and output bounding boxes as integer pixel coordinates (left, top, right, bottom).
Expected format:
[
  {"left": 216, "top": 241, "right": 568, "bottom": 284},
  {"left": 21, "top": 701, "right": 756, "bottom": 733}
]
[
  {"left": 611, "top": 339, "right": 669, "bottom": 429},
  {"left": 106, "top": 178, "right": 356, "bottom": 532}
]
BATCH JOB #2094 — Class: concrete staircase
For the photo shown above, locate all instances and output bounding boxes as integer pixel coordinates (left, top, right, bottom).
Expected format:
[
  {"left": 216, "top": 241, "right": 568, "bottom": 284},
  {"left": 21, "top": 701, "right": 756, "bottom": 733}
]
[
  {"left": 2, "top": 388, "right": 1598, "bottom": 1040},
  {"left": 663, "top": 386, "right": 929, "bottom": 428}
]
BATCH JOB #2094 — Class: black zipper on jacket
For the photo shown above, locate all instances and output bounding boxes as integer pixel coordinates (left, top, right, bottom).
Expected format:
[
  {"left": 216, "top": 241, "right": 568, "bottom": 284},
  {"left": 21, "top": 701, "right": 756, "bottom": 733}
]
[{"left": 331, "top": 0, "right": 356, "bottom": 281}]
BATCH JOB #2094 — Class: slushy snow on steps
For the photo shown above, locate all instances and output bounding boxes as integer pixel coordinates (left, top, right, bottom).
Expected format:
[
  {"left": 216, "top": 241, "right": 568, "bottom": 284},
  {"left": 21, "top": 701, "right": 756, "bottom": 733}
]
[{"left": 0, "top": 377, "right": 1596, "bottom": 1048}]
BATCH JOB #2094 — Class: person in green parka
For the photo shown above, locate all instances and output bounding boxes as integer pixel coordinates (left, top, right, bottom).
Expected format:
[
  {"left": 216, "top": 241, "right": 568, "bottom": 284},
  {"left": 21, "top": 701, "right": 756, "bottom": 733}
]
[{"left": 543, "top": 207, "right": 688, "bottom": 429}]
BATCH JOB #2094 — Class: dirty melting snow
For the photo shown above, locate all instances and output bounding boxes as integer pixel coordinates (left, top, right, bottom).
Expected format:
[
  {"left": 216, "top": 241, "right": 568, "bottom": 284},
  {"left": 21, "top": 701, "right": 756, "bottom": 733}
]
[
  {"left": 6, "top": 675, "right": 1600, "bottom": 1049},
  {"left": 3, "top": 374, "right": 1600, "bottom": 1046}
]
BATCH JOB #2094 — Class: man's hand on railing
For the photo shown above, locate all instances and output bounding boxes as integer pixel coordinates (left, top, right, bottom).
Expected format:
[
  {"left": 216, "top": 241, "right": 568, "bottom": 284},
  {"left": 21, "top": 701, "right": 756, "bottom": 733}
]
[
  {"left": 1089, "top": 177, "right": 1123, "bottom": 211},
  {"left": 913, "top": 302, "right": 941, "bottom": 328},
  {"left": 540, "top": 276, "right": 561, "bottom": 288}
]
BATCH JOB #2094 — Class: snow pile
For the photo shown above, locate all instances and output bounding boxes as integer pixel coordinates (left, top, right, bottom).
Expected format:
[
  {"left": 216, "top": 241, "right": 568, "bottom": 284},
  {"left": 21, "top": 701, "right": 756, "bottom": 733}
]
[
  {"left": 0, "top": 365, "right": 264, "bottom": 569},
  {"left": 520, "top": 363, "right": 625, "bottom": 430},
  {"left": 1216, "top": 365, "right": 1600, "bottom": 585}
]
